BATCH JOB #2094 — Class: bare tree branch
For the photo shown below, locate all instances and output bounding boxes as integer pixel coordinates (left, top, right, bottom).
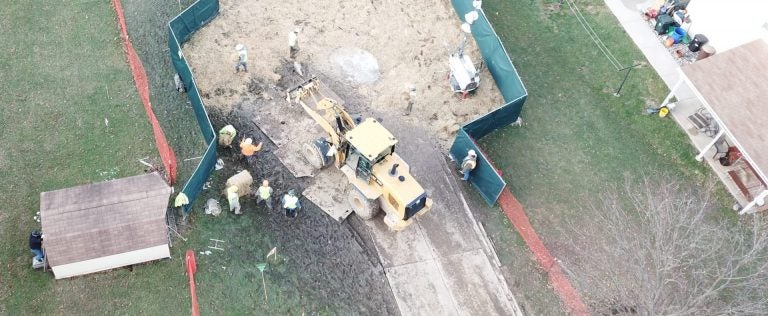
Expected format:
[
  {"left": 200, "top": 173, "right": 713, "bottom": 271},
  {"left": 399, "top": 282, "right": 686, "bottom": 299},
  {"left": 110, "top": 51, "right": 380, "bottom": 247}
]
[{"left": 559, "top": 175, "right": 768, "bottom": 315}]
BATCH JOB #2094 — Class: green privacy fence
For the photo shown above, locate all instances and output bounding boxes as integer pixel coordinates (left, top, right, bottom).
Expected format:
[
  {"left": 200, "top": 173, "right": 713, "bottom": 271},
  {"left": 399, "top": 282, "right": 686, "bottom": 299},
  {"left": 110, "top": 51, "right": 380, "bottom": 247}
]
[
  {"left": 168, "top": 0, "right": 220, "bottom": 214},
  {"left": 449, "top": 1, "right": 529, "bottom": 205}
]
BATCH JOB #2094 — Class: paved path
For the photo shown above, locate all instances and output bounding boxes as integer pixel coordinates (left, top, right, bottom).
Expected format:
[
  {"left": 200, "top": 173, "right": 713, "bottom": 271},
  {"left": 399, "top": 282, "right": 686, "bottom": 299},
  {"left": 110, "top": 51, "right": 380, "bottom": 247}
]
[{"left": 367, "top": 113, "right": 521, "bottom": 315}]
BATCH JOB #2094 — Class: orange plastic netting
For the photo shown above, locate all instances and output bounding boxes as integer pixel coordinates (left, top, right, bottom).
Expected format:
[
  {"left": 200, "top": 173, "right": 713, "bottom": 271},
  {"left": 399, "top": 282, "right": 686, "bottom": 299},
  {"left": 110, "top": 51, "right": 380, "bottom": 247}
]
[{"left": 113, "top": 0, "right": 177, "bottom": 184}]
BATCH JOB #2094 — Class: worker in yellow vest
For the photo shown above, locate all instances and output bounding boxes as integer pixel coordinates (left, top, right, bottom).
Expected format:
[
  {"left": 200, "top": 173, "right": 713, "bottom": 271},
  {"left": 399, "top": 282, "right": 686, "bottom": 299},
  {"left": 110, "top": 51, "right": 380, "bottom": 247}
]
[
  {"left": 254, "top": 179, "right": 273, "bottom": 210},
  {"left": 281, "top": 189, "right": 301, "bottom": 218},
  {"left": 227, "top": 185, "right": 242, "bottom": 215},
  {"left": 218, "top": 125, "right": 237, "bottom": 148}
]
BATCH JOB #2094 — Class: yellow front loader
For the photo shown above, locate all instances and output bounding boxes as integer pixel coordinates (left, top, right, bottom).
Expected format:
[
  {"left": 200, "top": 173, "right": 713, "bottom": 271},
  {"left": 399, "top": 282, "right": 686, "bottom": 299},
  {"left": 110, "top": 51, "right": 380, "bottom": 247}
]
[{"left": 287, "top": 77, "right": 433, "bottom": 230}]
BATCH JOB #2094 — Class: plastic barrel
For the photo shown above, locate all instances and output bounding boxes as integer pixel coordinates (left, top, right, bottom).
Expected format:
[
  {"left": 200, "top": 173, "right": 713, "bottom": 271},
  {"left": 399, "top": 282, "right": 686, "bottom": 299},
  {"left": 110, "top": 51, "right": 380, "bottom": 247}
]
[
  {"left": 670, "top": 27, "right": 686, "bottom": 43},
  {"left": 697, "top": 45, "right": 716, "bottom": 60}
]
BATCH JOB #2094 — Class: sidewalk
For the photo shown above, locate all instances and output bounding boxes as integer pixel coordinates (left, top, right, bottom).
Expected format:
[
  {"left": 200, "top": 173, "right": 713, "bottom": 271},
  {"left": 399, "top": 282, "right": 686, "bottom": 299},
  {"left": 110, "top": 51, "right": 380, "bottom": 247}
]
[{"left": 603, "top": 0, "right": 697, "bottom": 102}]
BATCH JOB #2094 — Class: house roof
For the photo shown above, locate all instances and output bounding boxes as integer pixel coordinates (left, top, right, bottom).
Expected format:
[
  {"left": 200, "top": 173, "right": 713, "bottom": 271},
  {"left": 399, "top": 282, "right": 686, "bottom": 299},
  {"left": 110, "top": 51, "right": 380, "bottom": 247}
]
[
  {"left": 40, "top": 173, "right": 172, "bottom": 267},
  {"left": 681, "top": 39, "right": 768, "bottom": 182}
]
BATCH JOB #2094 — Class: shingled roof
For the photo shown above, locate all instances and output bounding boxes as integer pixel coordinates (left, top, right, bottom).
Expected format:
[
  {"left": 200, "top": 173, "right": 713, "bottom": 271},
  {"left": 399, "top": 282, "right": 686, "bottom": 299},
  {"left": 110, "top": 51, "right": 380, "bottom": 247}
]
[
  {"left": 681, "top": 39, "right": 768, "bottom": 183},
  {"left": 40, "top": 173, "right": 172, "bottom": 268}
]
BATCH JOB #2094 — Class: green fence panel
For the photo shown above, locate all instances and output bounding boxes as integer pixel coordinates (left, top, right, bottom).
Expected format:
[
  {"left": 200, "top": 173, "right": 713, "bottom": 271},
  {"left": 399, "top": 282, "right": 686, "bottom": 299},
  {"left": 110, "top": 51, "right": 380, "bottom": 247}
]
[
  {"left": 450, "top": 0, "right": 475, "bottom": 16},
  {"left": 448, "top": 2, "right": 528, "bottom": 205},
  {"left": 464, "top": 95, "right": 526, "bottom": 140},
  {"left": 169, "top": 0, "right": 219, "bottom": 43},
  {"left": 181, "top": 141, "right": 218, "bottom": 214},
  {"left": 450, "top": 129, "right": 506, "bottom": 205},
  {"left": 168, "top": 0, "right": 220, "bottom": 214}
]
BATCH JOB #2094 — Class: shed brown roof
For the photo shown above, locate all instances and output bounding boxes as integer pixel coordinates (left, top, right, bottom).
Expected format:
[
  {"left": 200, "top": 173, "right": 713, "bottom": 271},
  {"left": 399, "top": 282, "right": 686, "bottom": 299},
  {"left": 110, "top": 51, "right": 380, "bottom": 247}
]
[
  {"left": 681, "top": 39, "right": 768, "bottom": 180},
  {"left": 40, "top": 173, "right": 172, "bottom": 267}
]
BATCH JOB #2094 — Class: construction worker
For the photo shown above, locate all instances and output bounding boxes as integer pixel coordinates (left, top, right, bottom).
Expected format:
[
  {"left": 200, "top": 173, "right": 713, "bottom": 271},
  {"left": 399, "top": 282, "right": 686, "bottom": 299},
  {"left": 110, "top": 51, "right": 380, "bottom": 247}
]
[
  {"left": 254, "top": 179, "right": 273, "bottom": 210},
  {"left": 234, "top": 44, "right": 248, "bottom": 73},
  {"left": 282, "top": 189, "right": 301, "bottom": 218},
  {"left": 218, "top": 124, "right": 237, "bottom": 148},
  {"left": 288, "top": 28, "right": 300, "bottom": 59},
  {"left": 29, "top": 231, "right": 44, "bottom": 264},
  {"left": 403, "top": 84, "right": 416, "bottom": 116},
  {"left": 461, "top": 149, "right": 478, "bottom": 181},
  {"left": 240, "top": 137, "right": 263, "bottom": 163},
  {"left": 227, "top": 185, "right": 242, "bottom": 215}
]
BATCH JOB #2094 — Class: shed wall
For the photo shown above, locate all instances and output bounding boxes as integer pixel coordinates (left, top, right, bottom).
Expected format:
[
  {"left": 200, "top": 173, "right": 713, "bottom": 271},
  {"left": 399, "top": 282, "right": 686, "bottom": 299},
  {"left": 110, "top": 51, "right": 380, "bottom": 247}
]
[{"left": 51, "top": 245, "right": 170, "bottom": 279}]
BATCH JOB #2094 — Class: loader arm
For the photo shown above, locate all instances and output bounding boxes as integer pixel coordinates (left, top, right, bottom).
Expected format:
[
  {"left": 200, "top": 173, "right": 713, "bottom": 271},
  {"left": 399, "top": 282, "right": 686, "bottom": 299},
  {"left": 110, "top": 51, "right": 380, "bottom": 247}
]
[{"left": 287, "top": 77, "right": 357, "bottom": 168}]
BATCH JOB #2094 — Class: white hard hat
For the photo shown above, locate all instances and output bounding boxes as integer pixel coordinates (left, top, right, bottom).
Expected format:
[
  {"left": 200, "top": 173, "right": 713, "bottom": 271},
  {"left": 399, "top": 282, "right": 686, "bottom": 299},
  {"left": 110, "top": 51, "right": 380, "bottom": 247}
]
[
  {"left": 244, "top": 137, "right": 253, "bottom": 144},
  {"left": 294, "top": 27, "right": 301, "bottom": 33},
  {"left": 468, "top": 149, "right": 476, "bottom": 156},
  {"left": 235, "top": 44, "right": 245, "bottom": 51}
]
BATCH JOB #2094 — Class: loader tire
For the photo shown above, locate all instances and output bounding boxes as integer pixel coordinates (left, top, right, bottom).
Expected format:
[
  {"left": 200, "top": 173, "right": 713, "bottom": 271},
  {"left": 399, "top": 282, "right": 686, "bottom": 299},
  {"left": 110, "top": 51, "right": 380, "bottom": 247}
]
[
  {"left": 302, "top": 142, "right": 326, "bottom": 170},
  {"left": 348, "top": 186, "right": 379, "bottom": 220}
]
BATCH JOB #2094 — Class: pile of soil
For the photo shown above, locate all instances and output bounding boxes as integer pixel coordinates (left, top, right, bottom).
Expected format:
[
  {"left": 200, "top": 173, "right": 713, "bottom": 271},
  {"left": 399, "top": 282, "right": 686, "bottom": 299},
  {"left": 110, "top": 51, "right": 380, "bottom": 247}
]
[{"left": 185, "top": 0, "right": 504, "bottom": 146}]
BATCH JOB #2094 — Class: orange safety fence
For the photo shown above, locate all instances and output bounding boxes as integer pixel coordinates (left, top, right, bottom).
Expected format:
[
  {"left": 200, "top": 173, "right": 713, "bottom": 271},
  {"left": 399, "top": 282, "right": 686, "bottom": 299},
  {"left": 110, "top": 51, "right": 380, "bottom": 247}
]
[
  {"left": 497, "top": 189, "right": 589, "bottom": 315},
  {"left": 112, "top": 0, "right": 177, "bottom": 184}
]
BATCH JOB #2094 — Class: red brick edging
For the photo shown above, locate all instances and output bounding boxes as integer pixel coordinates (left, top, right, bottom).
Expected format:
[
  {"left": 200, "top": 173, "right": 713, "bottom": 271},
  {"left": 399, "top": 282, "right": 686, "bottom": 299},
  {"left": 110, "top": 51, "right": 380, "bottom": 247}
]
[{"left": 498, "top": 189, "right": 589, "bottom": 315}]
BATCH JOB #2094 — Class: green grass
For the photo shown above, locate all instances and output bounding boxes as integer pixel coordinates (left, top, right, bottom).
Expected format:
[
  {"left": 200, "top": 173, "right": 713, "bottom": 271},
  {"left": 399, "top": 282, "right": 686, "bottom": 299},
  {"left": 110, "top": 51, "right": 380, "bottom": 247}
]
[
  {"left": 465, "top": 0, "right": 736, "bottom": 314},
  {"left": 0, "top": 0, "right": 162, "bottom": 314},
  {"left": 1, "top": 0, "right": 742, "bottom": 314},
  {"left": 0, "top": 0, "right": 244, "bottom": 314},
  {"left": 122, "top": 0, "right": 208, "bottom": 184},
  {"left": 1, "top": 1, "right": 382, "bottom": 314}
]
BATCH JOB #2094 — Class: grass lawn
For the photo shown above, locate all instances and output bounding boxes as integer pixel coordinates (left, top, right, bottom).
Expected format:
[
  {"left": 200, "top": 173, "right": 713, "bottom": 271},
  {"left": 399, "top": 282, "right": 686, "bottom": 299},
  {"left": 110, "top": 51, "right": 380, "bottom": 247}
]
[
  {"left": 2, "top": 1, "right": 390, "bottom": 314},
  {"left": 0, "top": 0, "right": 218, "bottom": 313},
  {"left": 0, "top": 0, "right": 172, "bottom": 314},
  {"left": 465, "top": 0, "right": 735, "bottom": 314},
  {"left": 0, "top": 0, "right": 741, "bottom": 314}
]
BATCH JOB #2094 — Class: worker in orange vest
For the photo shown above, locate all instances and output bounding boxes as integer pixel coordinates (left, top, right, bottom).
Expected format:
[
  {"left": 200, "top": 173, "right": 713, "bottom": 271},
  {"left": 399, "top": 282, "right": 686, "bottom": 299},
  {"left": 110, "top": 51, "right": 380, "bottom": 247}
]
[{"left": 239, "top": 137, "right": 263, "bottom": 163}]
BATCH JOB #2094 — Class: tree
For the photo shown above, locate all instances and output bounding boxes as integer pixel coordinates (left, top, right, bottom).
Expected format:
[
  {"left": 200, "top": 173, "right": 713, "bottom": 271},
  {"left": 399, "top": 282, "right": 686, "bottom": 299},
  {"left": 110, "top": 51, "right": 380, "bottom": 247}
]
[{"left": 559, "top": 177, "right": 768, "bottom": 315}]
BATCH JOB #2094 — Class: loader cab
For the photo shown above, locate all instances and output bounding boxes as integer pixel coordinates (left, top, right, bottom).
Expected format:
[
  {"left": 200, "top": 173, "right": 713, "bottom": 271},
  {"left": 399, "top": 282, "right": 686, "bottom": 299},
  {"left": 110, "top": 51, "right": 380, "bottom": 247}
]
[{"left": 344, "top": 118, "right": 398, "bottom": 181}]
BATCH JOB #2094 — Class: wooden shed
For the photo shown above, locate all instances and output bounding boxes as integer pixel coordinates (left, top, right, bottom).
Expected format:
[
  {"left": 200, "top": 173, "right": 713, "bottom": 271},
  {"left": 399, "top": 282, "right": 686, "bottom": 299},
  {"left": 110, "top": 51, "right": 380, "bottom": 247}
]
[{"left": 40, "top": 173, "right": 172, "bottom": 279}]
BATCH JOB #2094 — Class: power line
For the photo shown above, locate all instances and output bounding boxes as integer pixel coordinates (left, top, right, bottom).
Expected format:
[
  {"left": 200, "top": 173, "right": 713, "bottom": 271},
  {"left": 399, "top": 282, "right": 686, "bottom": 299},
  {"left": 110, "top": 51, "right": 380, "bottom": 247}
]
[{"left": 563, "top": 0, "right": 622, "bottom": 70}]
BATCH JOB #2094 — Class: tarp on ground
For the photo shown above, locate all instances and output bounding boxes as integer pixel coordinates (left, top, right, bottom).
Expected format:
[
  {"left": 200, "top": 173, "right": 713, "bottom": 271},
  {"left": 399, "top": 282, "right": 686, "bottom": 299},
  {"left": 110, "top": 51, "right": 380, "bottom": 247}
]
[
  {"left": 449, "top": 2, "right": 528, "bottom": 205},
  {"left": 168, "top": 0, "right": 220, "bottom": 214}
]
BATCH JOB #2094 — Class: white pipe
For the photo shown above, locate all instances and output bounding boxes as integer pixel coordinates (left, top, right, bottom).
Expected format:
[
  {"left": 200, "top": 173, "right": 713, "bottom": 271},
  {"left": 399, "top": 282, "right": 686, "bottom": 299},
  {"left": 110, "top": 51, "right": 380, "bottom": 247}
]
[
  {"left": 695, "top": 129, "right": 725, "bottom": 161},
  {"left": 660, "top": 79, "right": 683, "bottom": 108},
  {"left": 739, "top": 190, "right": 768, "bottom": 215}
]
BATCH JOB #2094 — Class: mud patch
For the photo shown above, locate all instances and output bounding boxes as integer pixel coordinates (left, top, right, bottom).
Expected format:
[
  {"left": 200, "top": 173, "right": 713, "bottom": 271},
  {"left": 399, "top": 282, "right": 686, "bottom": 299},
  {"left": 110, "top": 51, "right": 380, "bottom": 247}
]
[{"left": 195, "top": 107, "right": 398, "bottom": 314}]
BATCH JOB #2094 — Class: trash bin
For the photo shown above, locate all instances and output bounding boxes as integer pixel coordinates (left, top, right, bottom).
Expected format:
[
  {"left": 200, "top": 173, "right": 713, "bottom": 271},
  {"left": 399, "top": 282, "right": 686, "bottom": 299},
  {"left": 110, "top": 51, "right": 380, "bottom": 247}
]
[
  {"left": 697, "top": 44, "right": 716, "bottom": 60},
  {"left": 688, "top": 34, "right": 709, "bottom": 52},
  {"left": 655, "top": 14, "right": 677, "bottom": 35},
  {"left": 670, "top": 27, "right": 686, "bottom": 43}
]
